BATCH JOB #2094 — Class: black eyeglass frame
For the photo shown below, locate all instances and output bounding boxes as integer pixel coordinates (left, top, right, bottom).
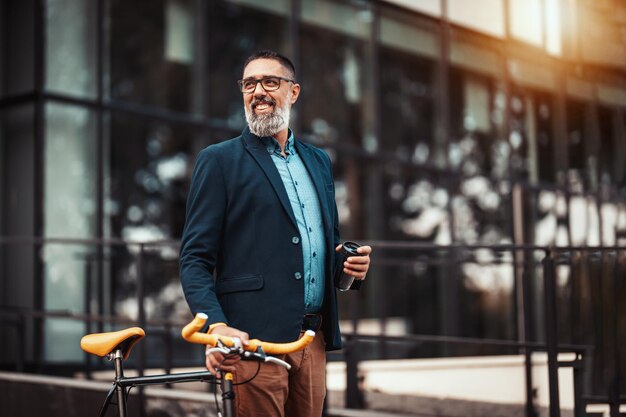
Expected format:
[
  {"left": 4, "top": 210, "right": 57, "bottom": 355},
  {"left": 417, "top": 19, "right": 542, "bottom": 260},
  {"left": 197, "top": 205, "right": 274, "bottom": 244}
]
[{"left": 237, "top": 76, "right": 295, "bottom": 93}]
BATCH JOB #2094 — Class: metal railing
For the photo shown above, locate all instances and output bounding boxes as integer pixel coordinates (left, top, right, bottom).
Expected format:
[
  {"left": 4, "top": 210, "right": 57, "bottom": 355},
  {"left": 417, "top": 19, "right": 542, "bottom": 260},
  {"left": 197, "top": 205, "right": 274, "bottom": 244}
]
[{"left": 0, "top": 237, "right": 625, "bottom": 417}]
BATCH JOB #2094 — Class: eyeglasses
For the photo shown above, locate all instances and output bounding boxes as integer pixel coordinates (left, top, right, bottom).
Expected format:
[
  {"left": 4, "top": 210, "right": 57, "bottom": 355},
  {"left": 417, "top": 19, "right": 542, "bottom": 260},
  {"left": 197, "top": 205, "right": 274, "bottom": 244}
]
[{"left": 237, "top": 76, "right": 295, "bottom": 93}]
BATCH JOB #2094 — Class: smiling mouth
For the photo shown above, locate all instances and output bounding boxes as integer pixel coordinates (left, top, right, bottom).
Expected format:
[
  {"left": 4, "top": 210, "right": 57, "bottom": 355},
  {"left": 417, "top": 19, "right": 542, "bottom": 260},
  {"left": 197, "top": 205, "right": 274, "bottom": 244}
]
[{"left": 254, "top": 103, "right": 273, "bottom": 112}]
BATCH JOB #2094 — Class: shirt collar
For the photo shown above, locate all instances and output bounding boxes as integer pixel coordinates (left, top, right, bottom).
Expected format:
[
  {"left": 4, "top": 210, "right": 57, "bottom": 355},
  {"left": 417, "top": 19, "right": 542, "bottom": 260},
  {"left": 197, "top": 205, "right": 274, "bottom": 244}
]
[{"left": 260, "top": 129, "right": 296, "bottom": 156}]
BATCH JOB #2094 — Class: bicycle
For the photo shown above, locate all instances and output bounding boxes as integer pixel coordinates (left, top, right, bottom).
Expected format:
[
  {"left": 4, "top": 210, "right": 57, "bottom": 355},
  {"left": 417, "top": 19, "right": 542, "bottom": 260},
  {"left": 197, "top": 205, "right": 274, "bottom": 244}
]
[{"left": 80, "top": 313, "right": 316, "bottom": 417}]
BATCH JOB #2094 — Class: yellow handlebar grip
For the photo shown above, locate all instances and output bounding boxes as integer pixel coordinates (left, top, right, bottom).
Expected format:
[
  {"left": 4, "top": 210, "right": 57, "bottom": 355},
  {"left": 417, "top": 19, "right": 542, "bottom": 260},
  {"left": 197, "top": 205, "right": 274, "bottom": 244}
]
[
  {"left": 181, "top": 313, "right": 316, "bottom": 354},
  {"left": 247, "top": 330, "right": 316, "bottom": 354},
  {"left": 181, "top": 313, "right": 234, "bottom": 347}
]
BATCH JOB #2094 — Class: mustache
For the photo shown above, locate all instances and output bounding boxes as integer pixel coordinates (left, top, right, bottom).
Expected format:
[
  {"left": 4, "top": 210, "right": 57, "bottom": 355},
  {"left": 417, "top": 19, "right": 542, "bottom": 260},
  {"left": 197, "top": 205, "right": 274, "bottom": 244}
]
[{"left": 251, "top": 96, "right": 276, "bottom": 109}]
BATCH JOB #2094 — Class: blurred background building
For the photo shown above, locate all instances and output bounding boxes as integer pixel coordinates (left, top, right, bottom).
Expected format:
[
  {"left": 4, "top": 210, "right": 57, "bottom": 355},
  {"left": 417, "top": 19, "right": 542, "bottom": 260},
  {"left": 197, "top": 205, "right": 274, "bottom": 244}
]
[{"left": 1, "top": 0, "right": 625, "bottom": 415}]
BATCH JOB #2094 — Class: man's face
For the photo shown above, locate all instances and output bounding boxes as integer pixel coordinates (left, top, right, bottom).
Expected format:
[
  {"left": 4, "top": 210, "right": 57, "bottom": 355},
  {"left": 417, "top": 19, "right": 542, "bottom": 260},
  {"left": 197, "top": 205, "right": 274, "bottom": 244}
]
[{"left": 242, "top": 58, "right": 300, "bottom": 137}]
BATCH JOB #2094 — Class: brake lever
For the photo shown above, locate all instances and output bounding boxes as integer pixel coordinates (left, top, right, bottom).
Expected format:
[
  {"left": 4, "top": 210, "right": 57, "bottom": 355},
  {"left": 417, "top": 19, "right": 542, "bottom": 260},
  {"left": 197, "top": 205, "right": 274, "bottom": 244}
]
[
  {"left": 265, "top": 356, "right": 291, "bottom": 370},
  {"left": 242, "top": 350, "right": 292, "bottom": 370}
]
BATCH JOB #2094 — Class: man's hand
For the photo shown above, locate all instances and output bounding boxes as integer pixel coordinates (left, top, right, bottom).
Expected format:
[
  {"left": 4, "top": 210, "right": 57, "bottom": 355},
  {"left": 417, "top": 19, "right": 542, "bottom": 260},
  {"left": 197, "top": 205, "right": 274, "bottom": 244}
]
[
  {"left": 336, "top": 244, "right": 372, "bottom": 281},
  {"left": 205, "top": 325, "right": 249, "bottom": 378}
]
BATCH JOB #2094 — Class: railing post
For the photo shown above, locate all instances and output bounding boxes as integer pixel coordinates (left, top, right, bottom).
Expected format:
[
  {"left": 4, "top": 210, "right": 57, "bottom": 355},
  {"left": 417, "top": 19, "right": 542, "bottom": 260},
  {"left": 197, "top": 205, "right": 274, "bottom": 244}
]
[
  {"left": 84, "top": 255, "right": 93, "bottom": 379},
  {"left": 136, "top": 243, "right": 147, "bottom": 417},
  {"left": 572, "top": 352, "right": 586, "bottom": 417},
  {"left": 17, "top": 312, "right": 25, "bottom": 372},
  {"left": 344, "top": 334, "right": 363, "bottom": 409},
  {"left": 542, "top": 249, "right": 561, "bottom": 417},
  {"left": 609, "top": 250, "right": 621, "bottom": 417},
  {"left": 522, "top": 249, "right": 538, "bottom": 417}
]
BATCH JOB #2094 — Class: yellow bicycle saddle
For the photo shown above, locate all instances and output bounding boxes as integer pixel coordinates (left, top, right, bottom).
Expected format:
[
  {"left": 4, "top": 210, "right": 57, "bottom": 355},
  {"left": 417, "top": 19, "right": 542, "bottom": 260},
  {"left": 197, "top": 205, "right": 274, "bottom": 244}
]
[{"left": 80, "top": 327, "right": 145, "bottom": 360}]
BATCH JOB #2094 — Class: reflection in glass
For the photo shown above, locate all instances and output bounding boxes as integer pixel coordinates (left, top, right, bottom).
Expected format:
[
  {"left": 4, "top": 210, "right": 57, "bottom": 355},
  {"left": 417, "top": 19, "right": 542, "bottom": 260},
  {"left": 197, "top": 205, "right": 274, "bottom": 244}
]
[
  {"left": 208, "top": 0, "right": 289, "bottom": 127},
  {"left": 0, "top": 106, "right": 36, "bottom": 364},
  {"left": 46, "top": 0, "right": 97, "bottom": 97},
  {"left": 44, "top": 103, "right": 97, "bottom": 360},
  {"left": 299, "top": 15, "right": 371, "bottom": 149},
  {"left": 382, "top": 165, "right": 450, "bottom": 243},
  {"left": 107, "top": 112, "right": 203, "bottom": 241},
  {"left": 566, "top": 100, "right": 588, "bottom": 192},
  {"left": 379, "top": 47, "right": 435, "bottom": 159},
  {"left": 449, "top": 68, "right": 508, "bottom": 178},
  {"left": 452, "top": 178, "right": 511, "bottom": 244},
  {"left": 106, "top": 114, "right": 206, "bottom": 326},
  {"left": 534, "top": 92, "right": 555, "bottom": 183},
  {"left": 597, "top": 106, "right": 617, "bottom": 188},
  {"left": 109, "top": 0, "right": 202, "bottom": 113}
]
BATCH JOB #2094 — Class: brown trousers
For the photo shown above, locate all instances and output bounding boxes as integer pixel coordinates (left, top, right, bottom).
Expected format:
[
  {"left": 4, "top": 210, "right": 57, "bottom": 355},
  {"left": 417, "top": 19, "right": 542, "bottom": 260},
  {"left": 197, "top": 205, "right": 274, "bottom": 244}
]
[{"left": 231, "top": 331, "right": 326, "bottom": 417}]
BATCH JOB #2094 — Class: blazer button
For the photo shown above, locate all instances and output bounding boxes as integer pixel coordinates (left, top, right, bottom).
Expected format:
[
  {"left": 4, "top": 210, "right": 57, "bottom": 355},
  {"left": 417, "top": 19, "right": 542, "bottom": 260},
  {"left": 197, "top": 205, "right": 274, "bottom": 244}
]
[
  {"left": 294, "top": 272, "right": 302, "bottom": 280},
  {"left": 292, "top": 236, "right": 300, "bottom": 244}
]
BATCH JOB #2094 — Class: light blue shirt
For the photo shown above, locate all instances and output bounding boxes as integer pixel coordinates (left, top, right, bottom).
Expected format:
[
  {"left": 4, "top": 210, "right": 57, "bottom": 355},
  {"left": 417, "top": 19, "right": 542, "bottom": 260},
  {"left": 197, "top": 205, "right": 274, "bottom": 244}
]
[{"left": 260, "top": 131, "right": 326, "bottom": 313}]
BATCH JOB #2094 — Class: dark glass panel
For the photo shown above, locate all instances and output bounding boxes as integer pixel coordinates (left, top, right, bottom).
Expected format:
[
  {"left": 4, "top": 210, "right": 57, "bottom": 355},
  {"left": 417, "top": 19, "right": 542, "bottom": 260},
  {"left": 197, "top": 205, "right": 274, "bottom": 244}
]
[
  {"left": 449, "top": 67, "right": 508, "bottom": 178},
  {"left": 379, "top": 47, "right": 435, "bottom": 158},
  {"left": 565, "top": 99, "right": 588, "bottom": 191},
  {"left": 508, "top": 86, "right": 531, "bottom": 180},
  {"left": 46, "top": 0, "right": 97, "bottom": 98},
  {"left": 207, "top": 1, "right": 289, "bottom": 126},
  {"left": 109, "top": 0, "right": 202, "bottom": 112},
  {"left": 597, "top": 105, "right": 616, "bottom": 187},
  {"left": 534, "top": 91, "right": 555, "bottom": 183},
  {"left": 0, "top": 105, "right": 36, "bottom": 365},
  {"left": 1, "top": 0, "right": 35, "bottom": 96},
  {"left": 107, "top": 112, "right": 209, "bottom": 240}
]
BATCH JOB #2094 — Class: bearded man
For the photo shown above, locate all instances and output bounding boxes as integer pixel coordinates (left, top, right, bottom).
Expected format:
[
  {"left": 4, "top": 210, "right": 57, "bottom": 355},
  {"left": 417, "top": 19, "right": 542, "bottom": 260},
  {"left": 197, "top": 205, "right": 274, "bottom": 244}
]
[{"left": 179, "top": 50, "right": 372, "bottom": 417}]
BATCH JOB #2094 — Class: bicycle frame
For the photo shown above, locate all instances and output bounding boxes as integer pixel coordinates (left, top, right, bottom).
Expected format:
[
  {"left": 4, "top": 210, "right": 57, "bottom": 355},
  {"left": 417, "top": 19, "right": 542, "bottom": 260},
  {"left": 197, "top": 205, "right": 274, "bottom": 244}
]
[{"left": 100, "top": 348, "right": 232, "bottom": 417}]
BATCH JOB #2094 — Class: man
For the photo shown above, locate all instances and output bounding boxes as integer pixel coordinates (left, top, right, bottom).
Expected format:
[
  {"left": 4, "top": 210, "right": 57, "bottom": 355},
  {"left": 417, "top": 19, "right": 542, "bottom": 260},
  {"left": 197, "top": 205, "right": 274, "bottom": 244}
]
[{"left": 180, "top": 50, "right": 371, "bottom": 417}]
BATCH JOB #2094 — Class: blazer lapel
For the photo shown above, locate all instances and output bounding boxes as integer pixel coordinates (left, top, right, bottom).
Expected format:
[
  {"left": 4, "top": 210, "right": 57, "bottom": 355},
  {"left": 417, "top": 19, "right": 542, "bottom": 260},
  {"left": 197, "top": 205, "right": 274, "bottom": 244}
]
[
  {"left": 295, "top": 141, "right": 332, "bottom": 232},
  {"left": 241, "top": 129, "right": 298, "bottom": 229}
]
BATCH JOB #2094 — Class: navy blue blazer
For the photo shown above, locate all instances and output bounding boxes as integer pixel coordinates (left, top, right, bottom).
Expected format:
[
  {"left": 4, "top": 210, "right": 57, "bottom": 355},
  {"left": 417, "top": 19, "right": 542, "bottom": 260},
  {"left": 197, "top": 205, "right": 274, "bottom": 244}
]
[{"left": 180, "top": 127, "right": 344, "bottom": 350}]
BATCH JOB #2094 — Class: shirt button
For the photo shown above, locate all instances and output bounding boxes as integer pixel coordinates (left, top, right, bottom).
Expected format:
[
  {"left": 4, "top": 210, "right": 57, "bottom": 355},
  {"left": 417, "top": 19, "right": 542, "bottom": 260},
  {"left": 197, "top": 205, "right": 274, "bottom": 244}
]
[
  {"left": 292, "top": 236, "right": 300, "bottom": 244},
  {"left": 311, "top": 277, "right": 315, "bottom": 283},
  {"left": 294, "top": 272, "right": 302, "bottom": 280},
  {"left": 313, "top": 252, "right": 316, "bottom": 257},
  {"left": 308, "top": 227, "right": 312, "bottom": 232},
  {"left": 301, "top": 204, "right": 305, "bottom": 208}
]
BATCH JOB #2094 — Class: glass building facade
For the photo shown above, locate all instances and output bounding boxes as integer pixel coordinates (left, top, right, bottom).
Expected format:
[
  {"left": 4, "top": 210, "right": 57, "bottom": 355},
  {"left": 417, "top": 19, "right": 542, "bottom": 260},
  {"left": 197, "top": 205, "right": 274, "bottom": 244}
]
[{"left": 0, "top": 0, "right": 625, "bottom": 374}]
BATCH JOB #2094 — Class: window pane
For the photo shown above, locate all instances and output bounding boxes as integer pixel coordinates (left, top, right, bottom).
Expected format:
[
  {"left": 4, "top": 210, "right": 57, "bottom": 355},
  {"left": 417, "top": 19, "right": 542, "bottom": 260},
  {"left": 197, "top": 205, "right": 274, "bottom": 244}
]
[
  {"left": 298, "top": 0, "right": 375, "bottom": 151},
  {"left": 1, "top": 0, "right": 35, "bottom": 96},
  {"left": 43, "top": 103, "right": 97, "bottom": 361},
  {"left": 299, "top": 21, "right": 372, "bottom": 149},
  {"left": 207, "top": 0, "right": 290, "bottom": 126},
  {"left": 379, "top": 47, "right": 436, "bottom": 159},
  {"left": 109, "top": 0, "right": 203, "bottom": 113},
  {"left": 382, "top": 165, "right": 451, "bottom": 243},
  {"left": 597, "top": 106, "right": 617, "bottom": 186},
  {"left": 106, "top": 112, "right": 207, "bottom": 240},
  {"left": 45, "top": 103, "right": 97, "bottom": 239},
  {"left": 448, "top": 0, "right": 505, "bottom": 38},
  {"left": 534, "top": 92, "right": 556, "bottom": 183},
  {"left": 452, "top": 178, "right": 512, "bottom": 244},
  {"left": 46, "top": 0, "right": 97, "bottom": 97},
  {"left": 566, "top": 100, "right": 589, "bottom": 191},
  {"left": 449, "top": 68, "right": 508, "bottom": 178},
  {"left": 0, "top": 106, "right": 35, "bottom": 238}
]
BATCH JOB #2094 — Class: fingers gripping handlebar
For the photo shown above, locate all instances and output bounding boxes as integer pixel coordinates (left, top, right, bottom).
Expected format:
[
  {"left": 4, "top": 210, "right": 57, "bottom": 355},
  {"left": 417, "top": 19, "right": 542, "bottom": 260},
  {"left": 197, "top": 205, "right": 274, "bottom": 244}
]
[{"left": 181, "top": 313, "right": 316, "bottom": 355}]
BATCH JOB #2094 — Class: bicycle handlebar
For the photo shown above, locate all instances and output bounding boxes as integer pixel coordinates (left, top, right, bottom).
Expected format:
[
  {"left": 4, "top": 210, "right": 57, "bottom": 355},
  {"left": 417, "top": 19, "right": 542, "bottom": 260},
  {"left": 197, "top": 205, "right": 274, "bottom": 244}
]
[{"left": 181, "top": 313, "right": 315, "bottom": 355}]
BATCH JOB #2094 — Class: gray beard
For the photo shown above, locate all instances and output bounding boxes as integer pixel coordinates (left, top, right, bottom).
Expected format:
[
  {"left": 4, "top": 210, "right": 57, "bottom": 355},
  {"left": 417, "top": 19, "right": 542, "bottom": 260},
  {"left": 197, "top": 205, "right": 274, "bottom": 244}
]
[{"left": 245, "top": 97, "right": 291, "bottom": 138}]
